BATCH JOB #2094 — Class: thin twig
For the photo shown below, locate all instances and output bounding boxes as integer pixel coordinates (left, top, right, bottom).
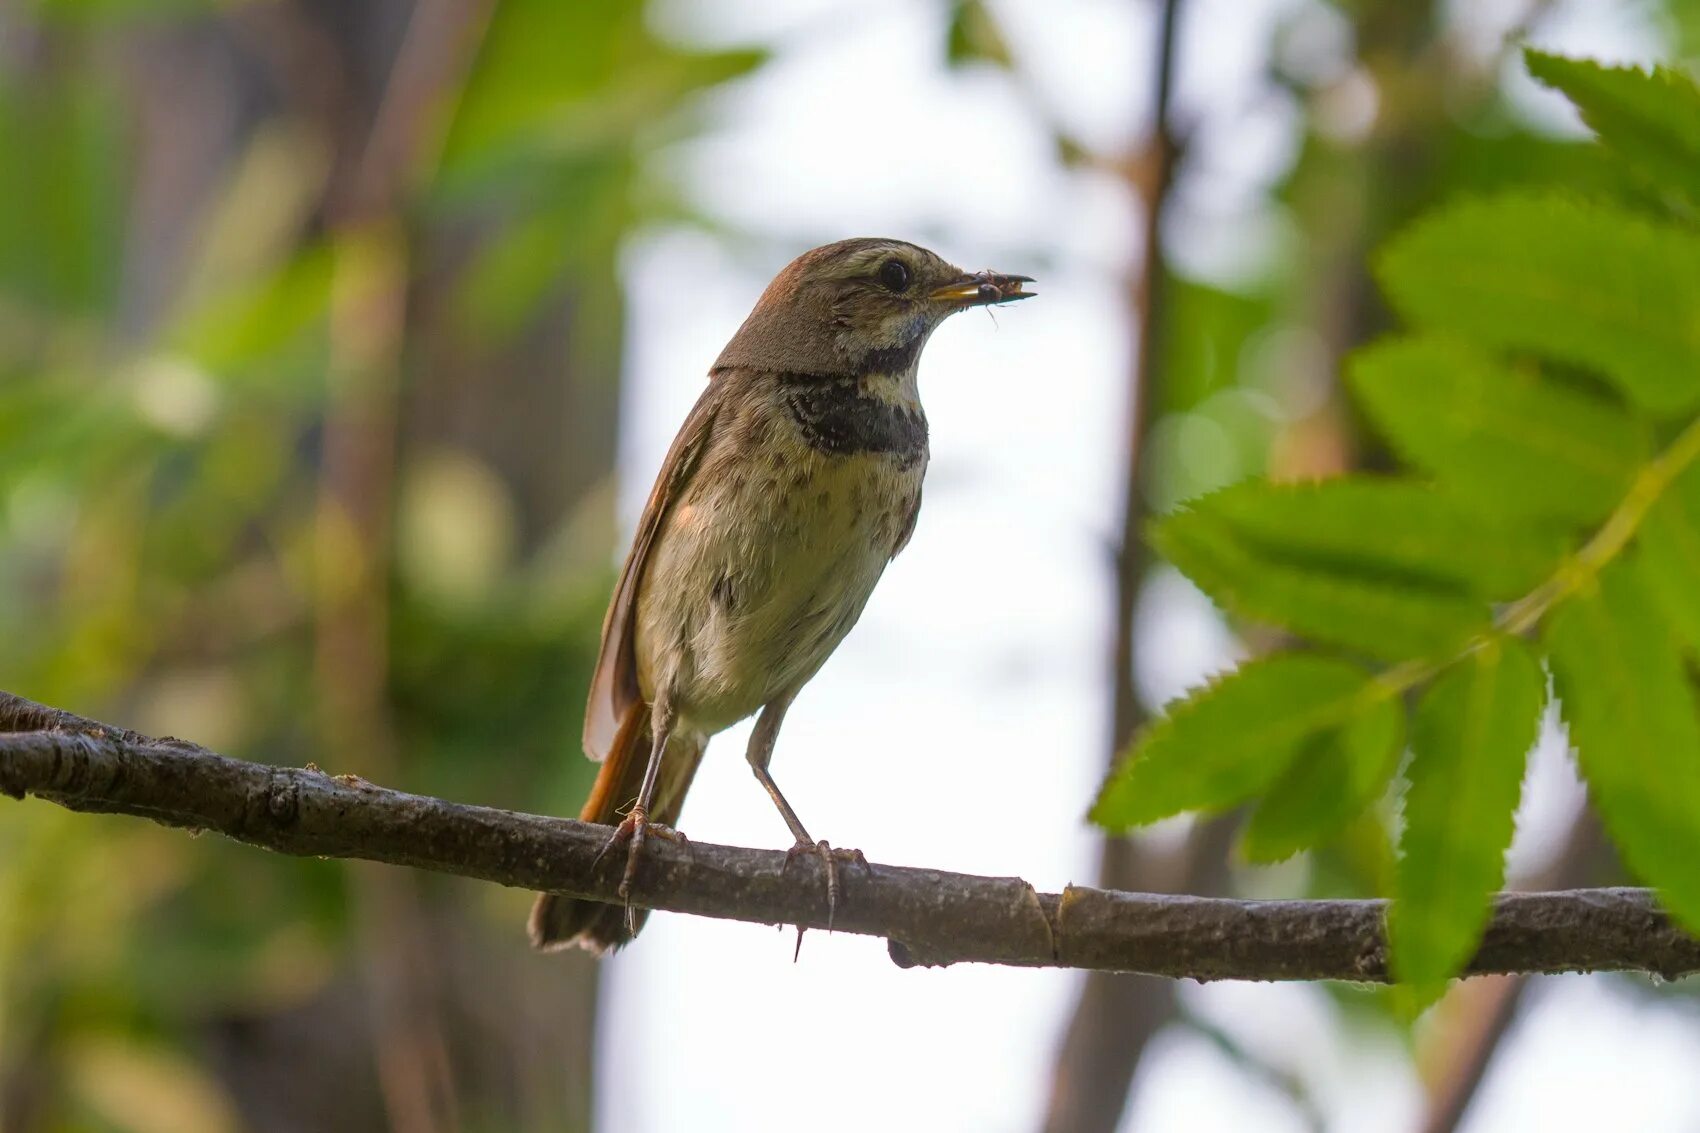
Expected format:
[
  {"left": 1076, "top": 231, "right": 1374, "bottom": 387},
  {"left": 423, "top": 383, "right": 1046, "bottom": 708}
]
[
  {"left": 1416, "top": 813, "right": 1603, "bottom": 1133},
  {"left": 3, "top": 691, "right": 1697, "bottom": 983},
  {"left": 1177, "top": 1006, "right": 1327, "bottom": 1133}
]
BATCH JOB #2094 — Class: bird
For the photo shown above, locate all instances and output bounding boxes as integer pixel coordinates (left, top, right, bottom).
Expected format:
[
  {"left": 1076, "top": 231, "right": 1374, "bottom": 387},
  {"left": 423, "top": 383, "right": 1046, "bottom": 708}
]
[{"left": 529, "top": 237, "right": 1032, "bottom": 953}]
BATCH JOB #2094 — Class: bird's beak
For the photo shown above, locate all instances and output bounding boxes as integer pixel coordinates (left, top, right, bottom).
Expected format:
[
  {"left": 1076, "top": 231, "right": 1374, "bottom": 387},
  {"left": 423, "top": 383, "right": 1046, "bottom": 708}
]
[{"left": 929, "top": 270, "right": 1035, "bottom": 308}]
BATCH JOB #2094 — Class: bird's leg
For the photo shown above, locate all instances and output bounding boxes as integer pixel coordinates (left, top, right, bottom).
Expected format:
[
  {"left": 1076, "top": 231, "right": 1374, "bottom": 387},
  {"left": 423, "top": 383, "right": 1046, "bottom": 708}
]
[
  {"left": 746, "top": 696, "right": 868, "bottom": 934},
  {"left": 591, "top": 696, "right": 682, "bottom": 934}
]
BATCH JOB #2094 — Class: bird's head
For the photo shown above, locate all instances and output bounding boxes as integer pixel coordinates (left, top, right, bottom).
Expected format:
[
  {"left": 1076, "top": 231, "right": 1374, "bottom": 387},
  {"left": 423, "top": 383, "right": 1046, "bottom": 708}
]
[{"left": 711, "top": 238, "right": 1032, "bottom": 378}]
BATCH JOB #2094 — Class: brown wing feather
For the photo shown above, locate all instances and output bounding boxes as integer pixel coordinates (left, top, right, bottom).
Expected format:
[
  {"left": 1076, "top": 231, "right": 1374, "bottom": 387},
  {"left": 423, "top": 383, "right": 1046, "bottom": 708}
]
[
  {"left": 892, "top": 483, "right": 923, "bottom": 558},
  {"left": 582, "top": 379, "right": 725, "bottom": 760}
]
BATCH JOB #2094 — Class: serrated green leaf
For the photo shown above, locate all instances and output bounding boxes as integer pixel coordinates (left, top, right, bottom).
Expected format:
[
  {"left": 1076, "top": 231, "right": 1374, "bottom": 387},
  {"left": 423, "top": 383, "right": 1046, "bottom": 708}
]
[
  {"left": 1092, "top": 655, "right": 1376, "bottom": 831},
  {"left": 1547, "top": 561, "right": 1700, "bottom": 933},
  {"left": 1196, "top": 477, "right": 1564, "bottom": 598},
  {"left": 1391, "top": 638, "right": 1544, "bottom": 992},
  {"left": 1349, "top": 337, "right": 1645, "bottom": 525},
  {"left": 1637, "top": 460, "right": 1700, "bottom": 656},
  {"left": 1525, "top": 51, "right": 1700, "bottom": 211},
  {"left": 1154, "top": 506, "right": 1490, "bottom": 662},
  {"left": 1378, "top": 196, "right": 1700, "bottom": 414},
  {"left": 1241, "top": 693, "right": 1404, "bottom": 863}
]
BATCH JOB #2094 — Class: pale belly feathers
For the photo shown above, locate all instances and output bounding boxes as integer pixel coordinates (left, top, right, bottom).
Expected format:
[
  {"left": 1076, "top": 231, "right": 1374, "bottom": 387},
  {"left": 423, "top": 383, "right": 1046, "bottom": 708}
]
[{"left": 633, "top": 395, "right": 925, "bottom": 737}]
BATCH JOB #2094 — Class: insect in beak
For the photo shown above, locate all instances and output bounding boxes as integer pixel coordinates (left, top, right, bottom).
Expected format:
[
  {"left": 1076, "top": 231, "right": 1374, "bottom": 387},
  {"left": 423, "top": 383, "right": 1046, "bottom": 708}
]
[{"left": 928, "top": 271, "right": 1035, "bottom": 308}]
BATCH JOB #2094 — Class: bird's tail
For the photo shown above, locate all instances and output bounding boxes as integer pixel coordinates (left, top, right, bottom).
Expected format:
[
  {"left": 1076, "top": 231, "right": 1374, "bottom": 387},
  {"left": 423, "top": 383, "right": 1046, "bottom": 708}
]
[{"left": 529, "top": 701, "right": 705, "bottom": 954}]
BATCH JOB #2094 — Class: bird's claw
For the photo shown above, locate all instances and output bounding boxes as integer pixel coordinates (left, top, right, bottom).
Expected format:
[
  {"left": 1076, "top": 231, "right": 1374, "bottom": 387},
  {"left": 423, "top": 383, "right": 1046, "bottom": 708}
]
[
  {"left": 593, "top": 808, "right": 688, "bottom": 935},
  {"left": 782, "top": 838, "right": 869, "bottom": 935}
]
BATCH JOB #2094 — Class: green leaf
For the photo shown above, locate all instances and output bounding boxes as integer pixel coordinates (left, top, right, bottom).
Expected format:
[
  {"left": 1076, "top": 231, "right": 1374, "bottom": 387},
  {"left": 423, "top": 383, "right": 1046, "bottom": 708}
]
[
  {"left": 0, "top": 74, "right": 127, "bottom": 316},
  {"left": 945, "top": 0, "right": 1013, "bottom": 68},
  {"left": 32, "top": 0, "right": 218, "bottom": 17},
  {"left": 1154, "top": 502, "right": 1491, "bottom": 663},
  {"left": 1637, "top": 460, "right": 1700, "bottom": 657},
  {"left": 443, "top": 1, "right": 764, "bottom": 175},
  {"left": 169, "top": 245, "right": 334, "bottom": 390},
  {"left": 1547, "top": 561, "right": 1700, "bottom": 933},
  {"left": 454, "top": 198, "right": 593, "bottom": 337},
  {"left": 1241, "top": 693, "right": 1404, "bottom": 863},
  {"left": 1525, "top": 51, "right": 1700, "bottom": 211},
  {"left": 1438, "top": 125, "right": 1650, "bottom": 206},
  {"left": 1092, "top": 655, "right": 1377, "bottom": 831},
  {"left": 0, "top": 378, "right": 155, "bottom": 491},
  {"left": 1349, "top": 337, "right": 1645, "bottom": 525},
  {"left": 1391, "top": 638, "right": 1544, "bottom": 991},
  {"left": 1378, "top": 196, "right": 1700, "bottom": 414},
  {"left": 1195, "top": 476, "right": 1564, "bottom": 598},
  {"left": 1160, "top": 278, "right": 1273, "bottom": 414}
]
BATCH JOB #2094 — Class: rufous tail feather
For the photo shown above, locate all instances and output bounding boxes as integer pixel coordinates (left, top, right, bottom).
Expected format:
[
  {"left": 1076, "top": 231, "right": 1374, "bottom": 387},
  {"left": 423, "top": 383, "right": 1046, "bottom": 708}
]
[{"left": 529, "top": 702, "right": 702, "bottom": 953}]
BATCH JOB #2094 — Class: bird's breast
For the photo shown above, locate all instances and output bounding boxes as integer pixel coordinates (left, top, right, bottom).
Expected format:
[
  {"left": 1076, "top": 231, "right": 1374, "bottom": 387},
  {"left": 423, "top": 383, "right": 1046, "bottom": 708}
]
[{"left": 634, "top": 370, "right": 928, "bottom": 733}]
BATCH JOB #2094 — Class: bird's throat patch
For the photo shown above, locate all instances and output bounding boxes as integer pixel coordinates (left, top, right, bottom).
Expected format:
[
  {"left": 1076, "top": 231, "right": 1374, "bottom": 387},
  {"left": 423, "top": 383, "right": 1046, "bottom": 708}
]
[{"left": 778, "top": 374, "right": 928, "bottom": 465}]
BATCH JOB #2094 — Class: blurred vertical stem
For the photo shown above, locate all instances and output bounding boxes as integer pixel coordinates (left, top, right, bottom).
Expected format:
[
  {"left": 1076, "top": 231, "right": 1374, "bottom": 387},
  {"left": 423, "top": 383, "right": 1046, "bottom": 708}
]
[
  {"left": 1040, "top": 2, "right": 1216, "bottom": 1131},
  {"left": 1110, "top": 0, "right": 1181, "bottom": 749},
  {"left": 312, "top": 4, "right": 493, "bottom": 1131},
  {"left": 1416, "top": 814, "right": 1602, "bottom": 1133},
  {"left": 318, "top": 217, "right": 462, "bottom": 1133},
  {"left": 317, "top": 224, "right": 406, "bottom": 782}
]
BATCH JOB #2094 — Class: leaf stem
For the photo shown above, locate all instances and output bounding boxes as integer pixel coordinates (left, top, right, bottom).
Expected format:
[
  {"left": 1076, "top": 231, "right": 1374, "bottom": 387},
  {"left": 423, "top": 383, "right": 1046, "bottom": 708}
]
[
  {"left": 1385, "top": 410, "right": 1700, "bottom": 697},
  {"left": 1502, "top": 412, "right": 1700, "bottom": 632}
]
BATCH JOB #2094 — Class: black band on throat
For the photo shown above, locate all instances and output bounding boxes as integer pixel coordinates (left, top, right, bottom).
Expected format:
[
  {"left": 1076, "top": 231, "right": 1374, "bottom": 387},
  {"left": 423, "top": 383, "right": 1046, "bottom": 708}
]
[{"left": 778, "top": 375, "right": 928, "bottom": 463}]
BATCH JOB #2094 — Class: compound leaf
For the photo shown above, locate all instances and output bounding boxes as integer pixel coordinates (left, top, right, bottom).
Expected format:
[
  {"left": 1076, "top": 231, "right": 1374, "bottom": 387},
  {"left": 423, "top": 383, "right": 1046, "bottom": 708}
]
[
  {"left": 1378, "top": 196, "right": 1700, "bottom": 414},
  {"left": 1093, "top": 655, "right": 1377, "bottom": 832},
  {"left": 1350, "top": 336, "right": 1645, "bottom": 525}
]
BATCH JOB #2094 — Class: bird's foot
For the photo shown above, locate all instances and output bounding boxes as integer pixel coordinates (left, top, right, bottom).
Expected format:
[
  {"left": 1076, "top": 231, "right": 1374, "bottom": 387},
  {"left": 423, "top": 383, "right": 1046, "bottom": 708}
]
[
  {"left": 782, "top": 839, "right": 870, "bottom": 934},
  {"left": 593, "top": 807, "right": 688, "bottom": 935}
]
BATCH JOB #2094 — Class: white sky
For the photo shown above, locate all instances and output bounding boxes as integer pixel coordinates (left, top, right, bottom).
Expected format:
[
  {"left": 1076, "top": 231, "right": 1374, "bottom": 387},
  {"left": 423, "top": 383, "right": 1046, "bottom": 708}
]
[{"left": 596, "top": 2, "right": 1691, "bottom": 1131}]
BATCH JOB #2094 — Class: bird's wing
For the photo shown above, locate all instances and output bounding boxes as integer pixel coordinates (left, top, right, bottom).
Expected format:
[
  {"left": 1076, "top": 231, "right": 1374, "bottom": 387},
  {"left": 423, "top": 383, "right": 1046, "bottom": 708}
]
[
  {"left": 582, "top": 378, "right": 725, "bottom": 761},
  {"left": 892, "top": 483, "right": 924, "bottom": 558}
]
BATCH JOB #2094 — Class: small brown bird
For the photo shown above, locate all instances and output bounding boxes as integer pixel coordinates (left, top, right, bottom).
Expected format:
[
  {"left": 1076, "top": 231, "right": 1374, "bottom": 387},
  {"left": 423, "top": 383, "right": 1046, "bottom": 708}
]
[{"left": 529, "top": 238, "right": 1032, "bottom": 953}]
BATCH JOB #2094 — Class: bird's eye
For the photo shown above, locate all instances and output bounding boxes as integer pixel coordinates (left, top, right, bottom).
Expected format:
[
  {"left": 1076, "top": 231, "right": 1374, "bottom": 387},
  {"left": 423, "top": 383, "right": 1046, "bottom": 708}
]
[{"left": 877, "top": 259, "right": 911, "bottom": 293}]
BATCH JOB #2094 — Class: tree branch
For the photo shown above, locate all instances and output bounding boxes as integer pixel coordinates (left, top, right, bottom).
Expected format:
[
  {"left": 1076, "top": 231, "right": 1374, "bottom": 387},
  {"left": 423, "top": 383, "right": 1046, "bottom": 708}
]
[{"left": 2, "top": 689, "right": 1697, "bottom": 982}]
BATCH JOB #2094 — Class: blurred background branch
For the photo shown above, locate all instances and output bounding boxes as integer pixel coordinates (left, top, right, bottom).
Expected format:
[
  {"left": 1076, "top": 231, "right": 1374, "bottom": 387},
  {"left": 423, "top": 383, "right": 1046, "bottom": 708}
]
[
  {"left": 309, "top": 4, "right": 491, "bottom": 1128},
  {"left": 1041, "top": 2, "right": 1206, "bottom": 1130}
]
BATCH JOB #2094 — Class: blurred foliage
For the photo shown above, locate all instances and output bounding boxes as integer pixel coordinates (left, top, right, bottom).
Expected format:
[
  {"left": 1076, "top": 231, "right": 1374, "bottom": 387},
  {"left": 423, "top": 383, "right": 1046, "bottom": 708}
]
[
  {"left": 944, "top": 0, "right": 1014, "bottom": 70},
  {"left": 1096, "top": 52, "right": 1700, "bottom": 1004},
  {"left": 0, "top": 1, "right": 761, "bottom": 1128},
  {"left": 437, "top": 1, "right": 763, "bottom": 338}
]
